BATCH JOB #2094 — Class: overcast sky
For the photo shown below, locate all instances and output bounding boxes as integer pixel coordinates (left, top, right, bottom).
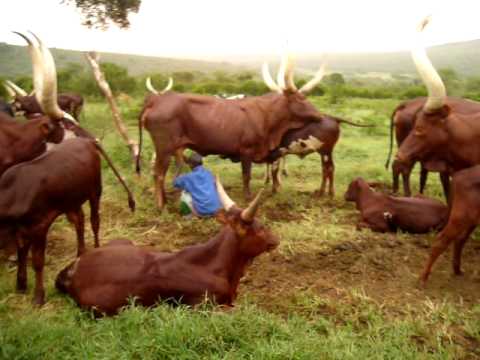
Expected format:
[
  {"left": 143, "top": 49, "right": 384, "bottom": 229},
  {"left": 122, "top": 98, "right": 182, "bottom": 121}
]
[{"left": 1, "top": 0, "right": 479, "bottom": 60}]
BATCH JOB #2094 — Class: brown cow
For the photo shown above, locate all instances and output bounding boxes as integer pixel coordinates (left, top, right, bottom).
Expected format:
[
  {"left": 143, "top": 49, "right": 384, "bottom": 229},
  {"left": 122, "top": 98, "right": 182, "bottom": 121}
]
[
  {"left": 55, "top": 179, "right": 279, "bottom": 316},
  {"left": 344, "top": 177, "right": 448, "bottom": 233},
  {"left": 137, "top": 55, "right": 328, "bottom": 209},
  {"left": 5, "top": 80, "right": 84, "bottom": 121},
  {"left": 0, "top": 137, "right": 135, "bottom": 305},
  {"left": 387, "top": 97, "right": 480, "bottom": 197},
  {"left": 395, "top": 17, "right": 480, "bottom": 178},
  {"left": 419, "top": 165, "right": 480, "bottom": 284}
]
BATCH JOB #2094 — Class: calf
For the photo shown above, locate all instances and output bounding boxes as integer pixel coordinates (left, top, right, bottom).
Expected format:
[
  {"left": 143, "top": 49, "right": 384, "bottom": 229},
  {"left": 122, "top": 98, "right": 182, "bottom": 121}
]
[
  {"left": 55, "top": 178, "right": 279, "bottom": 316},
  {"left": 0, "top": 138, "right": 135, "bottom": 305},
  {"left": 419, "top": 165, "right": 480, "bottom": 284},
  {"left": 344, "top": 177, "right": 448, "bottom": 233}
]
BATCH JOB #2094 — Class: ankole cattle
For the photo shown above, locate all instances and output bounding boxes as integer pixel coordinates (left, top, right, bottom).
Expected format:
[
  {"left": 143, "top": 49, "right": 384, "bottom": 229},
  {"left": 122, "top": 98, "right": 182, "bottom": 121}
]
[
  {"left": 256, "top": 113, "right": 368, "bottom": 196},
  {"left": 387, "top": 96, "right": 480, "bottom": 198},
  {"left": 0, "top": 32, "right": 135, "bottom": 305},
  {"left": 4, "top": 80, "right": 84, "bottom": 121},
  {"left": 394, "top": 17, "right": 480, "bottom": 178},
  {"left": 55, "top": 179, "right": 278, "bottom": 316},
  {"left": 345, "top": 177, "right": 448, "bottom": 233},
  {"left": 137, "top": 55, "right": 329, "bottom": 209},
  {"left": 419, "top": 165, "right": 480, "bottom": 284}
]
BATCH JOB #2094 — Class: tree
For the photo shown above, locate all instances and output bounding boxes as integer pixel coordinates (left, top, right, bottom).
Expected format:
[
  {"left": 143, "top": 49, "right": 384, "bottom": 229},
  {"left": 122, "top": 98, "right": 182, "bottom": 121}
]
[
  {"left": 324, "top": 73, "right": 345, "bottom": 87},
  {"left": 63, "top": 0, "right": 141, "bottom": 29}
]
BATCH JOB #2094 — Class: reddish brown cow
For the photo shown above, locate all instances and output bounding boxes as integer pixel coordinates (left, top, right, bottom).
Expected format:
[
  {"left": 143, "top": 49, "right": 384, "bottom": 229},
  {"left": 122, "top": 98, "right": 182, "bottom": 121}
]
[
  {"left": 257, "top": 114, "right": 367, "bottom": 196},
  {"left": 55, "top": 179, "right": 279, "bottom": 316},
  {"left": 395, "top": 17, "right": 480, "bottom": 179},
  {"left": 419, "top": 165, "right": 480, "bottom": 284},
  {"left": 0, "top": 137, "right": 135, "bottom": 305},
  {"left": 387, "top": 97, "right": 480, "bottom": 197},
  {"left": 137, "top": 56, "right": 328, "bottom": 208},
  {"left": 5, "top": 80, "right": 84, "bottom": 121},
  {"left": 344, "top": 177, "right": 448, "bottom": 233}
]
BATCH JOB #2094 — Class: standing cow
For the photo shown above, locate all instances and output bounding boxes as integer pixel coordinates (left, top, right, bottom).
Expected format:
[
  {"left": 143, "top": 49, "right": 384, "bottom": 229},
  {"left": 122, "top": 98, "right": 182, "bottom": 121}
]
[
  {"left": 137, "top": 55, "right": 328, "bottom": 209},
  {"left": 394, "top": 17, "right": 480, "bottom": 178},
  {"left": 387, "top": 97, "right": 480, "bottom": 198},
  {"left": 4, "top": 80, "right": 84, "bottom": 121}
]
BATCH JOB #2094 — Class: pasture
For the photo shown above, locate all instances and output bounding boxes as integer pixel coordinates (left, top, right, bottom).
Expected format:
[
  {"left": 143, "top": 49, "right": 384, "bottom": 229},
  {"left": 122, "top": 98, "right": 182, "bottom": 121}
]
[{"left": 0, "top": 96, "right": 479, "bottom": 359}]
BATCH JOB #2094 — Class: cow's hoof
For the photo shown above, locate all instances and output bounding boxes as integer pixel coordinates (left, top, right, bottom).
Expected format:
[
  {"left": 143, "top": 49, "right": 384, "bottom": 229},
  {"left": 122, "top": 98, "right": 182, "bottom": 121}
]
[{"left": 32, "top": 295, "right": 45, "bottom": 306}]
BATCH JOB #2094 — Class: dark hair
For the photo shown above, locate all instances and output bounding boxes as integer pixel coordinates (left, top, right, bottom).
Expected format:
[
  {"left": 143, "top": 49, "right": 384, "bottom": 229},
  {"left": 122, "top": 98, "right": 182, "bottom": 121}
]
[{"left": 187, "top": 152, "right": 203, "bottom": 168}]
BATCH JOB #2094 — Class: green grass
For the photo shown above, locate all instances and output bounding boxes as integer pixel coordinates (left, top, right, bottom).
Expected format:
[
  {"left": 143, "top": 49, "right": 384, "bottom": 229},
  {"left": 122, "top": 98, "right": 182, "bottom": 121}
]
[{"left": 0, "top": 96, "right": 479, "bottom": 359}]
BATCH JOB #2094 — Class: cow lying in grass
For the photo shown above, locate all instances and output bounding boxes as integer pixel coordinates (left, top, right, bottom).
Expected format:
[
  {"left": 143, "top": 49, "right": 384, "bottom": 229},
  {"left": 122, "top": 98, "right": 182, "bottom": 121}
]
[
  {"left": 419, "top": 165, "right": 480, "bottom": 284},
  {"left": 344, "top": 177, "right": 448, "bottom": 233},
  {"left": 55, "top": 178, "right": 279, "bottom": 315}
]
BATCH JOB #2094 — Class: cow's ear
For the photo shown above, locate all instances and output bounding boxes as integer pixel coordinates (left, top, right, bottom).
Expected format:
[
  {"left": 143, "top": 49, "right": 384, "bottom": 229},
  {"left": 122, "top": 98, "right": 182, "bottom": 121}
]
[
  {"left": 215, "top": 209, "right": 230, "bottom": 225},
  {"left": 40, "top": 122, "right": 51, "bottom": 135}
]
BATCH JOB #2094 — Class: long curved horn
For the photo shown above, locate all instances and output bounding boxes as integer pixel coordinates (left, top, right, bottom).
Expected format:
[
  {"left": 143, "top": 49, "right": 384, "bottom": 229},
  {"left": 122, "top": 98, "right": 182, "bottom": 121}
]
[
  {"left": 240, "top": 189, "right": 264, "bottom": 222},
  {"left": 262, "top": 63, "right": 282, "bottom": 93},
  {"left": 299, "top": 62, "right": 327, "bottom": 94},
  {"left": 284, "top": 53, "right": 297, "bottom": 92},
  {"left": 3, "top": 82, "right": 16, "bottom": 98},
  {"left": 411, "top": 16, "right": 446, "bottom": 113},
  {"left": 4, "top": 79, "right": 27, "bottom": 97},
  {"left": 215, "top": 177, "right": 236, "bottom": 211},
  {"left": 32, "top": 31, "right": 66, "bottom": 120},
  {"left": 146, "top": 77, "right": 173, "bottom": 95},
  {"left": 13, "top": 32, "right": 44, "bottom": 103},
  {"left": 276, "top": 53, "right": 287, "bottom": 91}
]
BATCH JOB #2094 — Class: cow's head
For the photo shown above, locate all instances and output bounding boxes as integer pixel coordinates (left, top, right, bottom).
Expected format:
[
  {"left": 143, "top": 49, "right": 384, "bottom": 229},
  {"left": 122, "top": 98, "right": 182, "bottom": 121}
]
[
  {"left": 344, "top": 177, "right": 366, "bottom": 202},
  {"left": 215, "top": 178, "right": 279, "bottom": 257},
  {"left": 396, "top": 17, "right": 451, "bottom": 166},
  {"left": 262, "top": 54, "right": 326, "bottom": 123},
  {"left": 14, "top": 32, "right": 78, "bottom": 141}
]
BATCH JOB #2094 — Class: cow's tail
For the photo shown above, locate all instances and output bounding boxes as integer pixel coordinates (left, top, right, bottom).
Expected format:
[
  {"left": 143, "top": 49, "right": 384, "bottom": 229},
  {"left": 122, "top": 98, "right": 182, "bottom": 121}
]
[
  {"left": 94, "top": 141, "right": 136, "bottom": 212},
  {"left": 136, "top": 107, "right": 148, "bottom": 175},
  {"left": 385, "top": 107, "right": 398, "bottom": 169},
  {"left": 332, "top": 116, "right": 374, "bottom": 128},
  {"left": 55, "top": 261, "right": 76, "bottom": 294}
]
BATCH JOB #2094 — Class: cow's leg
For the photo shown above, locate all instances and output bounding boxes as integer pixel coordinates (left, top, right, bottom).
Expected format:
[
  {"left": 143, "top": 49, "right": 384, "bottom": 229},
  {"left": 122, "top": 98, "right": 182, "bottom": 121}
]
[
  {"left": 31, "top": 234, "right": 47, "bottom": 305},
  {"left": 324, "top": 153, "right": 335, "bottom": 197},
  {"left": 280, "top": 157, "right": 288, "bottom": 177},
  {"left": 271, "top": 160, "right": 281, "bottom": 193},
  {"left": 401, "top": 169, "right": 411, "bottom": 197},
  {"left": 241, "top": 160, "right": 252, "bottom": 199},
  {"left": 452, "top": 225, "right": 475, "bottom": 276},
  {"left": 419, "top": 220, "right": 466, "bottom": 284},
  {"left": 173, "top": 148, "right": 186, "bottom": 178},
  {"left": 419, "top": 166, "right": 428, "bottom": 194},
  {"left": 153, "top": 152, "right": 172, "bottom": 210},
  {"left": 66, "top": 208, "right": 86, "bottom": 256},
  {"left": 264, "top": 163, "right": 271, "bottom": 185},
  {"left": 16, "top": 235, "right": 31, "bottom": 293},
  {"left": 439, "top": 172, "right": 450, "bottom": 201},
  {"left": 89, "top": 195, "right": 101, "bottom": 248}
]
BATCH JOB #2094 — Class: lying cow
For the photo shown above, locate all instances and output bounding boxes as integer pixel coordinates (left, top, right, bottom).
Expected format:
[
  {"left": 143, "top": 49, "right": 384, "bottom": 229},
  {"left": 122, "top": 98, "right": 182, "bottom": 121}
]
[
  {"left": 419, "top": 165, "right": 480, "bottom": 284},
  {"left": 0, "top": 138, "right": 135, "bottom": 305},
  {"left": 55, "top": 178, "right": 279, "bottom": 315},
  {"left": 344, "top": 177, "right": 448, "bottom": 233}
]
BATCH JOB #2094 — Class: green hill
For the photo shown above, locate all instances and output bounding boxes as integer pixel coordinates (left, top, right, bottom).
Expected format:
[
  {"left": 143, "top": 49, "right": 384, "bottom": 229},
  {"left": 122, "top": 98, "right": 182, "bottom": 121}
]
[{"left": 1, "top": 39, "right": 479, "bottom": 78}]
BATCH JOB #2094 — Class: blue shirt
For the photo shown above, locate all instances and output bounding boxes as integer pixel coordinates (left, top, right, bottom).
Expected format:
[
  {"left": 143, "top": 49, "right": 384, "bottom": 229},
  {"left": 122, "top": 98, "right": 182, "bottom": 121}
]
[{"left": 173, "top": 166, "right": 222, "bottom": 216}]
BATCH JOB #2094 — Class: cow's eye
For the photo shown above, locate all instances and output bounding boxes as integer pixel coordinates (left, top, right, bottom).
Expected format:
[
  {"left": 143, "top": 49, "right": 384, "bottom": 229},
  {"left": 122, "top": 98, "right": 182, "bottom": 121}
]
[{"left": 414, "top": 127, "right": 425, "bottom": 137}]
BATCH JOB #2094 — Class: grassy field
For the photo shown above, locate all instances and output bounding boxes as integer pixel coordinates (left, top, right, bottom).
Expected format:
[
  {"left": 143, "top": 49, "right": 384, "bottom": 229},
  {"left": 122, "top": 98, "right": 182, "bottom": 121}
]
[{"left": 0, "top": 96, "right": 479, "bottom": 359}]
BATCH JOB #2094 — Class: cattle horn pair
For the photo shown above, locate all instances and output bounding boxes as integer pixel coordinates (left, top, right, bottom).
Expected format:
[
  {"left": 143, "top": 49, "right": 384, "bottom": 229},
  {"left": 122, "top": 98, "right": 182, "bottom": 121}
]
[
  {"left": 262, "top": 53, "right": 326, "bottom": 95},
  {"left": 13, "top": 31, "right": 77, "bottom": 123},
  {"left": 411, "top": 16, "right": 446, "bottom": 113},
  {"left": 4, "top": 80, "right": 27, "bottom": 97},
  {"left": 145, "top": 77, "right": 173, "bottom": 95},
  {"left": 215, "top": 177, "right": 264, "bottom": 222}
]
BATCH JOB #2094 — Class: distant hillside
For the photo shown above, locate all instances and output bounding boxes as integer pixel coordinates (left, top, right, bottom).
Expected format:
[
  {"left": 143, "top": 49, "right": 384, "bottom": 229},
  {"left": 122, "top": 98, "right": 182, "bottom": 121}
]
[
  {"left": 0, "top": 42, "right": 247, "bottom": 78},
  {"left": 1, "top": 39, "right": 479, "bottom": 78}
]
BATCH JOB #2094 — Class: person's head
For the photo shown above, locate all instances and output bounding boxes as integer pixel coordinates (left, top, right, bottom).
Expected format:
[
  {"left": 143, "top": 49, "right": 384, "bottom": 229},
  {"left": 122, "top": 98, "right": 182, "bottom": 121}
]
[{"left": 186, "top": 152, "right": 203, "bottom": 169}]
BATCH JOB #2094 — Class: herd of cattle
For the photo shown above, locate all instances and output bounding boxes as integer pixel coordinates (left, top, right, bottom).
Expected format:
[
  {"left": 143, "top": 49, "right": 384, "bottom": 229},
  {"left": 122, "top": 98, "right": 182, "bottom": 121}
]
[{"left": 0, "top": 18, "right": 479, "bottom": 315}]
